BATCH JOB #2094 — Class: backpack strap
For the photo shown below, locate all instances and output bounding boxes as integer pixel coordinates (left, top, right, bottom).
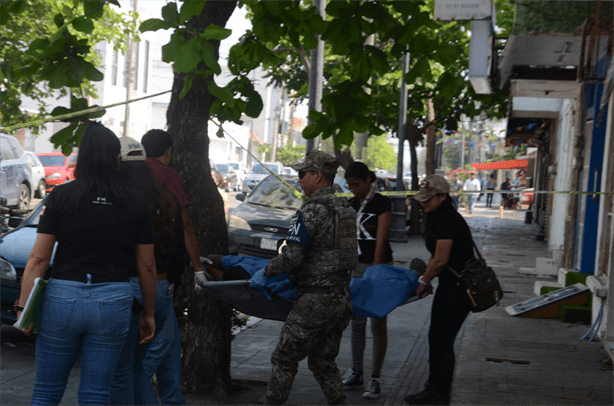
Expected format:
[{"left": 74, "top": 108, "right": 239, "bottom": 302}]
[{"left": 449, "top": 230, "right": 482, "bottom": 279}]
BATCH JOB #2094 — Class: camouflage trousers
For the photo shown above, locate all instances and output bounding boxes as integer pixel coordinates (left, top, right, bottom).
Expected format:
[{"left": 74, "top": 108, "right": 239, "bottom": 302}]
[{"left": 266, "top": 291, "right": 351, "bottom": 405}]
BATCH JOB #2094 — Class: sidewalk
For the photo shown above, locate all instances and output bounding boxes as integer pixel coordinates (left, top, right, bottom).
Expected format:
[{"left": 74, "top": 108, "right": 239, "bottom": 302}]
[{"left": 1, "top": 200, "right": 612, "bottom": 405}]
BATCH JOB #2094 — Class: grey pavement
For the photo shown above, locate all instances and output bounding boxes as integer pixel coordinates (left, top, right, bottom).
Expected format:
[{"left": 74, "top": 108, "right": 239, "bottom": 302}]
[{"left": 1, "top": 199, "right": 612, "bottom": 405}]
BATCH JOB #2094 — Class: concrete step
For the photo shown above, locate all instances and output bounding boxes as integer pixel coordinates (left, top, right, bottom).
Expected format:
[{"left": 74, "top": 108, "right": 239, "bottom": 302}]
[
  {"left": 558, "top": 267, "right": 574, "bottom": 286},
  {"left": 533, "top": 280, "right": 563, "bottom": 296},
  {"left": 535, "top": 257, "right": 557, "bottom": 276}
]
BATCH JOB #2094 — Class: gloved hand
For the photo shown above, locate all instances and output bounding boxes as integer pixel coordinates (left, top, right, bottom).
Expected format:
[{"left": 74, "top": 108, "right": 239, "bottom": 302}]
[
  {"left": 269, "top": 279, "right": 293, "bottom": 294},
  {"left": 249, "top": 270, "right": 272, "bottom": 300},
  {"left": 194, "top": 271, "right": 207, "bottom": 294},
  {"left": 416, "top": 284, "right": 433, "bottom": 299}
]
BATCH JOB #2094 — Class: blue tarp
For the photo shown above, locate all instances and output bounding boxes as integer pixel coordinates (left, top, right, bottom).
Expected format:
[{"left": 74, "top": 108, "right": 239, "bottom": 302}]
[{"left": 216, "top": 256, "right": 420, "bottom": 319}]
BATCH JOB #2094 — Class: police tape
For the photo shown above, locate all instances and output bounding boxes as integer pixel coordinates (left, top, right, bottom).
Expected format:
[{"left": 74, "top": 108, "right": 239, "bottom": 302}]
[
  {"left": 0, "top": 90, "right": 172, "bottom": 133},
  {"left": 369, "top": 190, "right": 614, "bottom": 198}
]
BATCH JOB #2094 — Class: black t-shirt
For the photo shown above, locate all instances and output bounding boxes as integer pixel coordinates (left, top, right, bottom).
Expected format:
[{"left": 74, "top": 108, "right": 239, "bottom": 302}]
[
  {"left": 349, "top": 193, "right": 393, "bottom": 264},
  {"left": 38, "top": 182, "right": 154, "bottom": 275},
  {"left": 155, "top": 196, "right": 189, "bottom": 286},
  {"left": 423, "top": 197, "right": 474, "bottom": 284}
]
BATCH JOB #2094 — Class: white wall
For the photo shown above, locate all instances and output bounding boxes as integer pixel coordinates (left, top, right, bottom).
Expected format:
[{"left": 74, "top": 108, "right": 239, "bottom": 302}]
[{"left": 549, "top": 98, "right": 575, "bottom": 251}]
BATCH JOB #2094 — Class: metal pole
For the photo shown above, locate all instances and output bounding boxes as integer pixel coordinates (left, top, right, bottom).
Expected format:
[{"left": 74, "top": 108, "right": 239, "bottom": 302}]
[
  {"left": 122, "top": 0, "right": 137, "bottom": 138},
  {"left": 390, "top": 52, "right": 410, "bottom": 243},
  {"left": 306, "top": 0, "right": 325, "bottom": 153}
]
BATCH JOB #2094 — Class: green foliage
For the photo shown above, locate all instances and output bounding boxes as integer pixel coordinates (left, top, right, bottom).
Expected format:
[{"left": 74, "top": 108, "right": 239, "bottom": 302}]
[
  {"left": 352, "top": 135, "right": 396, "bottom": 173},
  {"left": 0, "top": 0, "right": 137, "bottom": 146},
  {"left": 514, "top": 1, "right": 613, "bottom": 35},
  {"left": 276, "top": 143, "right": 306, "bottom": 167},
  {"left": 141, "top": 0, "right": 262, "bottom": 126}
]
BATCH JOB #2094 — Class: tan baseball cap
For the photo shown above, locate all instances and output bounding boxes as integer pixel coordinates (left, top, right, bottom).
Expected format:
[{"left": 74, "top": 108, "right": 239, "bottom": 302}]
[
  {"left": 412, "top": 175, "right": 450, "bottom": 202},
  {"left": 292, "top": 150, "right": 339, "bottom": 174}
]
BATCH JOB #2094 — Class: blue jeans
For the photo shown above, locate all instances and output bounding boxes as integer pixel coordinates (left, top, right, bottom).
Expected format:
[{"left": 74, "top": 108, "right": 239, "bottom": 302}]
[
  {"left": 31, "top": 276, "right": 132, "bottom": 406},
  {"left": 467, "top": 194, "right": 475, "bottom": 212},
  {"left": 110, "top": 278, "right": 185, "bottom": 406}
]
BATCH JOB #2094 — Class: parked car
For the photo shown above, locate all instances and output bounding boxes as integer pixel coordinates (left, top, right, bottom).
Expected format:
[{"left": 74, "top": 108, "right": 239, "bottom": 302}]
[
  {"left": 282, "top": 166, "right": 297, "bottom": 176},
  {"left": 24, "top": 151, "right": 46, "bottom": 198},
  {"left": 216, "top": 164, "right": 238, "bottom": 191},
  {"left": 229, "top": 174, "right": 348, "bottom": 258},
  {"left": 38, "top": 152, "right": 77, "bottom": 192},
  {"left": 0, "top": 195, "right": 56, "bottom": 325},
  {"left": 241, "top": 162, "right": 284, "bottom": 193},
  {"left": 226, "top": 162, "right": 247, "bottom": 186},
  {"left": 0, "top": 133, "right": 32, "bottom": 210}
]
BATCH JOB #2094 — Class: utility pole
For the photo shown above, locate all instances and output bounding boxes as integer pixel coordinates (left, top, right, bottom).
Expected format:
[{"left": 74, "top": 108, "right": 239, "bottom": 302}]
[
  {"left": 460, "top": 118, "right": 465, "bottom": 168},
  {"left": 247, "top": 70, "right": 255, "bottom": 169},
  {"left": 389, "top": 52, "right": 410, "bottom": 243},
  {"left": 122, "top": 0, "right": 137, "bottom": 138},
  {"left": 271, "top": 87, "right": 285, "bottom": 162},
  {"left": 306, "top": 0, "right": 324, "bottom": 153}
]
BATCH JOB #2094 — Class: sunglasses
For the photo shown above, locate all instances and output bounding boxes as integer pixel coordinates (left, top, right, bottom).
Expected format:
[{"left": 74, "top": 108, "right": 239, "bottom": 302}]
[{"left": 298, "top": 170, "right": 313, "bottom": 180}]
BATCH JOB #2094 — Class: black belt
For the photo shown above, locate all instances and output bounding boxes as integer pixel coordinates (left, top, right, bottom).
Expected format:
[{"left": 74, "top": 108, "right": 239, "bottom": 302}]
[
  {"left": 53, "top": 272, "right": 130, "bottom": 283},
  {"left": 301, "top": 286, "right": 348, "bottom": 295}
]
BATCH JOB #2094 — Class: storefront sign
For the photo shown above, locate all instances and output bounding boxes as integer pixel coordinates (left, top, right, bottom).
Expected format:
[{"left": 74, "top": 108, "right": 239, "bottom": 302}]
[{"left": 434, "top": 0, "right": 492, "bottom": 21}]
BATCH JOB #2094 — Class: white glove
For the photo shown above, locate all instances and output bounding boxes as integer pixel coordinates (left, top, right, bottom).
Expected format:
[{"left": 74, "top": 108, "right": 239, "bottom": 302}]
[{"left": 194, "top": 271, "right": 207, "bottom": 294}]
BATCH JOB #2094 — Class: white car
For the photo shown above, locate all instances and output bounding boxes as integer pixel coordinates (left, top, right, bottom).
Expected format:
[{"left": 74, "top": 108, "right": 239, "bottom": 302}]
[
  {"left": 242, "top": 162, "right": 284, "bottom": 193},
  {"left": 24, "top": 151, "right": 46, "bottom": 198}
]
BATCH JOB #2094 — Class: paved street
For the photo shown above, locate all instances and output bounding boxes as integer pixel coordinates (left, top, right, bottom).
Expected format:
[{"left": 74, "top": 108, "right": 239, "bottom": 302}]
[{"left": 2, "top": 198, "right": 612, "bottom": 405}]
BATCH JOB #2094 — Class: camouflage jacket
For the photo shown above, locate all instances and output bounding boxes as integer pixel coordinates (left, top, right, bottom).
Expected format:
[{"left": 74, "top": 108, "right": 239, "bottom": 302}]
[{"left": 264, "top": 186, "right": 357, "bottom": 287}]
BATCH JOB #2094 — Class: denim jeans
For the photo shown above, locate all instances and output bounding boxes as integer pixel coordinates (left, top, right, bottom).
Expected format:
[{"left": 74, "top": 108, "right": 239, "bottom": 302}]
[
  {"left": 467, "top": 194, "right": 475, "bottom": 212},
  {"left": 110, "top": 278, "right": 185, "bottom": 406},
  {"left": 31, "top": 276, "right": 132, "bottom": 406}
]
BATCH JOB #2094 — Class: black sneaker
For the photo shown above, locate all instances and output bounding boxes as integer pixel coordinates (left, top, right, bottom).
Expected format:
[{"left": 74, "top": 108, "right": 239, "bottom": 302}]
[
  {"left": 403, "top": 386, "right": 450, "bottom": 405},
  {"left": 363, "top": 377, "right": 381, "bottom": 399},
  {"left": 343, "top": 369, "right": 363, "bottom": 388},
  {"left": 410, "top": 258, "right": 427, "bottom": 276}
]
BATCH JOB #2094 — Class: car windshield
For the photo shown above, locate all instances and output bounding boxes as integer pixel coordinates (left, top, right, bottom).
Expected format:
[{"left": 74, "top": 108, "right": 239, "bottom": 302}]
[
  {"left": 39, "top": 155, "right": 66, "bottom": 166},
  {"left": 246, "top": 175, "right": 303, "bottom": 209},
  {"left": 251, "top": 164, "right": 279, "bottom": 175},
  {"left": 217, "top": 164, "right": 229, "bottom": 173}
]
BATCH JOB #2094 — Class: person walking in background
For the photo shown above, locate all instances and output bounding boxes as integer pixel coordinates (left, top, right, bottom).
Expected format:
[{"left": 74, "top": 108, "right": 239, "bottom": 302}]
[
  {"left": 253, "top": 151, "right": 357, "bottom": 405},
  {"left": 16, "top": 122, "right": 157, "bottom": 406},
  {"left": 476, "top": 173, "right": 484, "bottom": 201},
  {"left": 450, "top": 175, "right": 462, "bottom": 208},
  {"left": 111, "top": 137, "right": 188, "bottom": 405},
  {"left": 501, "top": 178, "right": 511, "bottom": 209},
  {"left": 463, "top": 173, "right": 481, "bottom": 214},
  {"left": 486, "top": 174, "right": 496, "bottom": 208},
  {"left": 403, "top": 175, "right": 475, "bottom": 405},
  {"left": 342, "top": 162, "right": 393, "bottom": 399}
]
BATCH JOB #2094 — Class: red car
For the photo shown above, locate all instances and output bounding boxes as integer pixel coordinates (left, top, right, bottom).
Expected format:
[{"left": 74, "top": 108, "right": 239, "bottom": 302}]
[{"left": 37, "top": 152, "right": 77, "bottom": 192}]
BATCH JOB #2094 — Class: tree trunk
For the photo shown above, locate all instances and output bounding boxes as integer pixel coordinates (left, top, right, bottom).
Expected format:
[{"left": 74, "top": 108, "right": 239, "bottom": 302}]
[
  {"left": 165, "top": 0, "right": 237, "bottom": 399},
  {"left": 407, "top": 121, "right": 422, "bottom": 235},
  {"left": 425, "top": 100, "right": 436, "bottom": 175}
]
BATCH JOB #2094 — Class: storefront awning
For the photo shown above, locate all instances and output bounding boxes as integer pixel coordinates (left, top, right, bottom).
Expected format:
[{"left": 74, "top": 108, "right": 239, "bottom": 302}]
[{"left": 472, "top": 159, "right": 528, "bottom": 171}]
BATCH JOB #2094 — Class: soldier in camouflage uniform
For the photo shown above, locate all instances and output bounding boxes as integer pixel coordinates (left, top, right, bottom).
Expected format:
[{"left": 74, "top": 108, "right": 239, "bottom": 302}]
[{"left": 262, "top": 151, "right": 357, "bottom": 405}]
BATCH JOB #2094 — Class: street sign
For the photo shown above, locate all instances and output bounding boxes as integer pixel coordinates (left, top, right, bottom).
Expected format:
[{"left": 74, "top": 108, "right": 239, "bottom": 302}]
[
  {"left": 505, "top": 283, "right": 590, "bottom": 318},
  {"left": 434, "top": 0, "right": 492, "bottom": 21}
]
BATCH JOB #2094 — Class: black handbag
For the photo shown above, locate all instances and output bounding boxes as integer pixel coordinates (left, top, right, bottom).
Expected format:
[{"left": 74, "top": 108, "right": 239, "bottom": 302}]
[{"left": 448, "top": 237, "right": 503, "bottom": 313}]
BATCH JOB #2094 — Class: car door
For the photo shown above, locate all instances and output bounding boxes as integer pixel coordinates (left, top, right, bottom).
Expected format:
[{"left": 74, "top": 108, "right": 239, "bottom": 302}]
[{"left": 0, "top": 136, "right": 18, "bottom": 205}]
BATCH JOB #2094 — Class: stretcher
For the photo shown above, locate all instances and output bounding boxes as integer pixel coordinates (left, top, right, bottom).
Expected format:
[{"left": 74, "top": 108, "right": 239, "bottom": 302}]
[{"left": 199, "top": 255, "right": 422, "bottom": 322}]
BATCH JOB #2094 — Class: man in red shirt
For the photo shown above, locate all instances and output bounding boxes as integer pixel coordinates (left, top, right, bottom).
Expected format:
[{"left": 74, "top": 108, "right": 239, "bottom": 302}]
[{"left": 141, "top": 130, "right": 204, "bottom": 281}]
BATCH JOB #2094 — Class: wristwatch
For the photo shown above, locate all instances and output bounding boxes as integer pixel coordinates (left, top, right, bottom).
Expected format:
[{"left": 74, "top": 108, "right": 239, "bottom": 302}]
[
  {"left": 418, "top": 276, "right": 430, "bottom": 286},
  {"left": 13, "top": 299, "right": 24, "bottom": 312}
]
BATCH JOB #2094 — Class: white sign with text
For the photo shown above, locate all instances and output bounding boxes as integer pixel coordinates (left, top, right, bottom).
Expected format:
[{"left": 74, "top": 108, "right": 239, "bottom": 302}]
[{"left": 434, "top": 0, "right": 492, "bottom": 21}]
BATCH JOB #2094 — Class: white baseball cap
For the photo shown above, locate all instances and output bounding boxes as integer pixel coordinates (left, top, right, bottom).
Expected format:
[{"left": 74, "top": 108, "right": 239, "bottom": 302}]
[{"left": 119, "top": 136, "right": 146, "bottom": 161}]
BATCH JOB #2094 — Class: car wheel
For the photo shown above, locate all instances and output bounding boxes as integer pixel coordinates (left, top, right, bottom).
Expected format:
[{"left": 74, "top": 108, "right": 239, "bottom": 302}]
[
  {"left": 35, "top": 180, "right": 46, "bottom": 198},
  {"left": 17, "top": 184, "right": 31, "bottom": 210}
]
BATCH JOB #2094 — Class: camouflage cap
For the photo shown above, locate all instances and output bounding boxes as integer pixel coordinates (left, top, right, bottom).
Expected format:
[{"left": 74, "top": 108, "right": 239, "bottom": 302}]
[
  {"left": 292, "top": 150, "right": 339, "bottom": 174},
  {"left": 412, "top": 174, "right": 450, "bottom": 202}
]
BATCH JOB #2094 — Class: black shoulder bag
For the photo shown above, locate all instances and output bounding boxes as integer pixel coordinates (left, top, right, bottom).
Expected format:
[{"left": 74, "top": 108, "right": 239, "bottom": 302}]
[{"left": 448, "top": 237, "right": 503, "bottom": 313}]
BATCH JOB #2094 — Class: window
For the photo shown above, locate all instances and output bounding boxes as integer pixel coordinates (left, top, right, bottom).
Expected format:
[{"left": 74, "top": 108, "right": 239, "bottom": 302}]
[
  {"left": 0, "top": 137, "right": 16, "bottom": 160},
  {"left": 133, "top": 41, "right": 140, "bottom": 91},
  {"left": 8, "top": 138, "right": 24, "bottom": 159},
  {"left": 112, "top": 48, "right": 118, "bottom": 86},
  {"left": 143, "top": 40, "right": 149, "bottom": 93}
]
